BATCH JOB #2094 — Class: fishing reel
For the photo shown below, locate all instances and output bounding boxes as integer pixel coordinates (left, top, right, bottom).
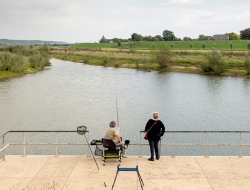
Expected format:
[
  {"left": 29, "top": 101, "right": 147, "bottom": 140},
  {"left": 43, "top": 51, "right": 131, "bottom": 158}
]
[{"left": 124, "top": 140, "right": 130, "bottom": 149}]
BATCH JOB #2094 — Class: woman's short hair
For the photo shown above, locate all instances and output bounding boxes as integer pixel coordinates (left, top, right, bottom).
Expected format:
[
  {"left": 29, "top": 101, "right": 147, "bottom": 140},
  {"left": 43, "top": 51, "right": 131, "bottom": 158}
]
[
  {"left": 153, "top": 112, "right": 159, "bottom": 119},
  {"left": 109, "top": 121, "right": 116, "bottom": 127}
]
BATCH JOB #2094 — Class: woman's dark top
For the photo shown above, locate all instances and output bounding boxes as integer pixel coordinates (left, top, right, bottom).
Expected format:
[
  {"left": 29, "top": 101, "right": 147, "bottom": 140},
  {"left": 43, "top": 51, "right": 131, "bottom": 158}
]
[{"left": 145, "top": 119, "right": 165, "bottom": 140}]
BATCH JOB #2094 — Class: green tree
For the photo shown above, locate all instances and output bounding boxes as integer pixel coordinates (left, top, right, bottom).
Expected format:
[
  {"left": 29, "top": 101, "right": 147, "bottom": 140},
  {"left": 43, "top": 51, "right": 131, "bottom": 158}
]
[
  {"left": 225, "top": 32, "right": 240, "bottom": 40},
  {"left": 152, "top": 44, "right": 172, "bottom": 69},
  {"left": 153, "top": 35, "right": 164, "bottom": 41},
  {"left": 201, "top": 48, "right": 227, "bottom": 74},
  {"left": 117, "top": 40, "right": 121, "bottom": 46},
  {"left": 131, "top": 33, "right": 142, "bottom": 41},
  {"left": 240, "top": 28, "right": 250, "bottom": 39},
  {"left": 183, "top": 36, "right": 192, "bottom": 41},
  {"left": 162, "top": 30, "right": 175, "bottom": 41},
  {"left": 243, "top": 55, "right": 250, "bottom": 75},
  {"left": 142, "top": 35, "right": 152, "bottom": 41},
  {"left": 198, "top": 34, "right": 211, "bottom": 41}
]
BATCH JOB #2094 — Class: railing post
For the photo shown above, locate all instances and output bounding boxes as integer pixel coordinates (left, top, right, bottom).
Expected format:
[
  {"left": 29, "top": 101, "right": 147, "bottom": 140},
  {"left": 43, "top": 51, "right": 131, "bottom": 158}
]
[
  {"left": 55, "top": 132, "right": 58, "bottom": 157},
  {"left": 205, "top": 132, "right": 208, "bottom": 158},
  {"left": 239, "top": 132, "right": 242, "bottom": 158},
  {"left": 23, "top": 132, "right": 26, "bottom": 157},
  {"left": 87, "top": 131, "right": 90, "bottom": 157},
  {"left": 2, "top": 135, "right": 5, "bottom": 161},
  {"left": 171, "top": 132, "right": 175, "bottom": 158},
  {"left": 140, "top": 132, "right": 142, "bottom": 158}
]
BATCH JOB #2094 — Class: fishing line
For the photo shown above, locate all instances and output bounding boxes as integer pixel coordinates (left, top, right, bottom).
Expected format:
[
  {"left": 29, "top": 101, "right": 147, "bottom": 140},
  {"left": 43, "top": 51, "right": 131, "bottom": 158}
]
[{"left": 115, "top": 86, "right": 120, "bottom": 133}]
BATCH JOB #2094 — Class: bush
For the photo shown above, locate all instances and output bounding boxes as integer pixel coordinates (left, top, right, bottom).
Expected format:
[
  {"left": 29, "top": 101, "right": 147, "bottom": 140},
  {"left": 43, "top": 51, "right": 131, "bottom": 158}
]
[
  {"left": 230, "top": 43, "right": 233, "bottom": 50},
  {"left": 0, "top": 52, "right": 12, "bottom": 71},
  {"left": 117, "top": 40, "right": 121, "bottom": 46},
  {"left": 244, "top": 55, "right": 250, "bottom": 75},
  {"left": 102, "top": 55, "right": 109, "bottom": 66},
  {"left": 29, "top": 52, "right": 50, "bottom": 69},
  {"left": 152, "top": 44, "right": 172, "bottom": 69},
  {"left": 189, "top": 43, "right": 193, "bottom": 49},
  {"left": 135, "top": 58, "right": 140, "bottom": 69},
  {"left": 201, "top": 48, "right": 227, "bottom": 74},
  {"left": 10, "top": 45, "right": 34, "bottom": 56},
  {"left": 9, "top": 55, "right": 27, "bottom": 72},
  {"left": 202, "top": 43, "right": 206, "bottom": 49},
  {"left": 248, "top": 42, "right": 250, "bottom": 50}
]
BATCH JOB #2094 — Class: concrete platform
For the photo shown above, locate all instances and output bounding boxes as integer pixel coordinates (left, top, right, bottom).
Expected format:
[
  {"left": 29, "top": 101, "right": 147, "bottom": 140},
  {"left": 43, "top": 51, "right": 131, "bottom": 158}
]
[{"left": 1, "top": 156, "right": 250, "bottom": 190}]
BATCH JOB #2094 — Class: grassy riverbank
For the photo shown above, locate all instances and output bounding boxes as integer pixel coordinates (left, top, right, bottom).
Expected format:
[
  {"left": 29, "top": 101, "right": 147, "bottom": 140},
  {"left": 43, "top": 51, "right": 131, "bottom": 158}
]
[
  {"left": 50, "top": 40, "right": 250, "bottom": 77},
  {"left": 1, "top": 41, "right": 250, "bottom": 79},
  {"left": 0, "top": 45, "right": 51, "bottom": 79}
]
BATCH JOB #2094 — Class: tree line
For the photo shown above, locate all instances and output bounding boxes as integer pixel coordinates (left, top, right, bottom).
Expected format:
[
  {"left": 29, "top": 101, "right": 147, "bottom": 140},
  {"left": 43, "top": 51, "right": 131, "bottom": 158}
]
[{"left": 100, "top": 28, "right": 250, "bottom": 43}]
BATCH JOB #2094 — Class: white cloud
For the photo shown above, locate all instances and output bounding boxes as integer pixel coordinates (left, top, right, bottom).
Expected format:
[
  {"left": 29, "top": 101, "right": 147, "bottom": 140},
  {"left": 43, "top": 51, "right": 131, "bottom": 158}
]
[
  {"left": 161, "top": 0, "right": 205, "bottom": 6},
  {"left": 0, "top": 0, "right": 249, "bottom": 42}
]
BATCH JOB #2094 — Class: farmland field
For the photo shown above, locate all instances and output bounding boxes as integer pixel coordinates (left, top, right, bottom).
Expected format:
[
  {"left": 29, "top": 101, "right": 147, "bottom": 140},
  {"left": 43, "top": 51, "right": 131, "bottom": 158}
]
[{"left": 72, "top": 40, "right": 250, "bottom": 51}]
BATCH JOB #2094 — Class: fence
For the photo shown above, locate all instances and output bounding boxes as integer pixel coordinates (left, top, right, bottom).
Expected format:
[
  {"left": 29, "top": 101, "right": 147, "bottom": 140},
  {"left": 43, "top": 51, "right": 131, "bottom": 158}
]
[
  {"left": 0, "top": 130, "right": 90, "bottom": 160},
  {"left": 1, "top": 130, "right": 250, "bottom": 160},
  {"left": 140, "top": 131, "right": 250, "bottom": 157}
]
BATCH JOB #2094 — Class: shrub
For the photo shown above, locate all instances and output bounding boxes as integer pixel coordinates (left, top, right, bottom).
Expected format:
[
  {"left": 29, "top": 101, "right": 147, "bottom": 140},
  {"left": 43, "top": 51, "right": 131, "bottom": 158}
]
[
  {"left": 9, "top": 45, "right": 34, "bottom": 56},
  {"left": 9, "top": 54, "right": 27, "bottom": 72},
  {"left": 152, "top": 43, "right": 155, "bottom": 49},
  {"left": 189, "top": 43, "right": 193, "bottom": 49},
  {"left": 248, "top": 42, "right": 250, "bottom": 50},
  {"left": 113, "top": 57, "right": 119, "bottom": 67},
  {"left": 117, "top": 40, "right": 121, "bottom": 46},
  {"left": 244, "top": 55, "right": 250, "bottom": 75},
  {"left": 152, "top": 44, "right": 172, "bottom": 69},
  {"left": 202, "top": 43, "right": 206, "bottom": 49},
  {"left": 29, "top": 52, "right": 50, "bottom": 69},
  {"left": 135, "top": 59, "right": 140, "bottom": 69},
  {"left": 102, "top": 55, "right": 109, "bottom": 66},
  {"left": 83, "top": 55, "right": 89, "bottom": 64},
  {"left": 171, "top": 43, "right": 174, "bottom": 49},
  {"left": 0, "top": 52, "right": 12, "bottom": 71},
  {"left": 201, "top": 48, "right": 227, "bottom": 74},
  {"left": 230, "top": 43, "right": 233, "bottom": 50}
]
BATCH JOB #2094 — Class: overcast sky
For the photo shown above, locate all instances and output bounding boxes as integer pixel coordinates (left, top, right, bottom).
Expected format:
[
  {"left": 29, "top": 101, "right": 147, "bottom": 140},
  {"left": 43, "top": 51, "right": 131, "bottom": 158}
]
[{"left": 0, "top": 0, "right": 249, "bottom": 43}]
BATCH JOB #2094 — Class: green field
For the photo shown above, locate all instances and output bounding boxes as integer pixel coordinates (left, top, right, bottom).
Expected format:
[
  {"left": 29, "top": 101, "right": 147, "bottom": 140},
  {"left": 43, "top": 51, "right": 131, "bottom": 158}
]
[{"left": 72, "top": 40, "right": 250, "bottom": 51}]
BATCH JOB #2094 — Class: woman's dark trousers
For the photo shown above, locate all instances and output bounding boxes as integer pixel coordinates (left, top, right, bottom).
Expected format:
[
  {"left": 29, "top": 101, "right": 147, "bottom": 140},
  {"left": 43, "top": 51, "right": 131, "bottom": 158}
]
[{"left": 148, "top": 139, "right": 159, "bottom": 159}]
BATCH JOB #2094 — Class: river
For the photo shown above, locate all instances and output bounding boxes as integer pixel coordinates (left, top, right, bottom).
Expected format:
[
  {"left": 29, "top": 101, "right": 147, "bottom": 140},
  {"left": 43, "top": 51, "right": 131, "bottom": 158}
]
[{"left": 1, "top": 59, "right": 250, "bottom": 156}]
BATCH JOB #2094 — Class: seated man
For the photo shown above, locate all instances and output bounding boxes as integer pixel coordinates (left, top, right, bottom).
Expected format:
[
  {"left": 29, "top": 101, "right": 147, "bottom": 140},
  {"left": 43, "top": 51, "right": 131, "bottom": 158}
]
[{"left": 104, "top": 120, "right": 127, "bottom": 158}]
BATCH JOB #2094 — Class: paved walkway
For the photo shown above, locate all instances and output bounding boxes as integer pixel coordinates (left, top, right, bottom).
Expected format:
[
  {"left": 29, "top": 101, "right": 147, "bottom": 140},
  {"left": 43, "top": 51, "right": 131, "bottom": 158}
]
[{"left": 0, "top": 155, "right": 250, "bottom": 190}]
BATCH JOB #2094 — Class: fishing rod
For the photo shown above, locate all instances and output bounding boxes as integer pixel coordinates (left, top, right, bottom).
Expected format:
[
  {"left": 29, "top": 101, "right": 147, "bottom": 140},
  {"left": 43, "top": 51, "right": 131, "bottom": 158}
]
[{"left": 115, "top": 86, "right": 120, "bottom": 133}]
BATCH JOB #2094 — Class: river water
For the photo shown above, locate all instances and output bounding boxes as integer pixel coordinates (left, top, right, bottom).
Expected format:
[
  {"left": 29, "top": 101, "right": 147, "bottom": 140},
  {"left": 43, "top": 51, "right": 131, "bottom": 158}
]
[{"left": 1, "top": 59, "right": 250, "bottom": 156}]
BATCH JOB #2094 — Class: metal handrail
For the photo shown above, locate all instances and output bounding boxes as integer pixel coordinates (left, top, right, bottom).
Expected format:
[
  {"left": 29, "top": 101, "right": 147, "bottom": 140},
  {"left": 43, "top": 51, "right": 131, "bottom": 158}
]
[
  {"left": 139, "top": 131, "right": 250, "bottom": 158},
  {"left": 1, "top": 130, "right": 90, "bottom": 160},
  {"left": 2, "top": 130, "right": 250, "bottom": 160}
]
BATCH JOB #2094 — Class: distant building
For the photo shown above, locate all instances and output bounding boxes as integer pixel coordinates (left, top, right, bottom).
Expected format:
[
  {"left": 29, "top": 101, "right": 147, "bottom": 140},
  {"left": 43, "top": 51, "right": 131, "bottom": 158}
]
[
  {"left": 99, "top": 35, "right": 113, "bottom": 43},
  {"left": 209, "top": 34, "right": 229, "bottom": 40}
]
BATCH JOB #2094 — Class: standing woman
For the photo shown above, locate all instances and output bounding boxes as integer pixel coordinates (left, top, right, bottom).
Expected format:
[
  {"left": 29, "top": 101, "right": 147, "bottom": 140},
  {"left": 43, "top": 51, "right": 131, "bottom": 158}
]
[{"left": 145, "top": 112, "right": 165, "bottom": 161}]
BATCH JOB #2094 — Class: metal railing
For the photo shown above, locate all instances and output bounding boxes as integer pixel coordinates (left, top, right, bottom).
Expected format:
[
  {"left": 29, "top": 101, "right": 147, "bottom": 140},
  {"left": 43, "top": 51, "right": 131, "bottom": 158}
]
[
  {"left": 1, "top": 130, "right": 89, "bottom": 160},
  {"left": 2, "top": 130, "right": 250, "bottom": 160},
  {"left": 140, "top": 131, "right": 250, "bottom": 158}
]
